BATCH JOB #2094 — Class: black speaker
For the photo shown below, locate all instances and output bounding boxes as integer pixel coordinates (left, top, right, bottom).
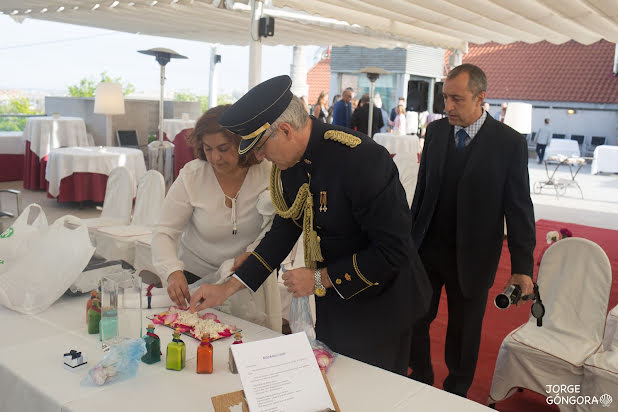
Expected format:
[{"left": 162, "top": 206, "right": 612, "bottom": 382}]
[
  {"left": 433, "top": 82, "right": 444, "bottom": 114},
  {"left": 259, "top": 17, "right": 275, "bottom": 38},
  {"left": 407, "top": 80, "right": 429, "bottom": 112}
]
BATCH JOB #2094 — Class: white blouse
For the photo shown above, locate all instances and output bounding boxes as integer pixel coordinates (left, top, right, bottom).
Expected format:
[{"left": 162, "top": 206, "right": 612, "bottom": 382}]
[{"left": 152, "top": 159, "right": 273, "bottom": 283}]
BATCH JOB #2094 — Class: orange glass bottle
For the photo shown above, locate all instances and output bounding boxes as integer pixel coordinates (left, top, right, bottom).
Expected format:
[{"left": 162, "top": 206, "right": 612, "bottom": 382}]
[{"left": 196, "top": 334, "right": 213, "bottom": 374}]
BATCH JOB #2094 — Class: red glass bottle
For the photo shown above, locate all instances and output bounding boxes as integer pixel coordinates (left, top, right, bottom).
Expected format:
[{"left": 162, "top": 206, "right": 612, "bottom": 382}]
[
  {"left": 196, "top": 334, "right": 213, "bottom": 374},
  {"left": 86, "top": 290, "right": 98, "bottom": 323}
]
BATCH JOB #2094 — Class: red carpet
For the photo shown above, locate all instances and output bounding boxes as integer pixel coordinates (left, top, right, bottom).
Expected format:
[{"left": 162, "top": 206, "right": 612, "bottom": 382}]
[{"left": 426, "top": 220, "right": 618, "bottom": 411}]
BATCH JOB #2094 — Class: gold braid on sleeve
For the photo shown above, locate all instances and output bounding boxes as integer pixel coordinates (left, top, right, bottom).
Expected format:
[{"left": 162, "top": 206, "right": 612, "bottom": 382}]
[{"left": 270, "top": 164, "right": 323, "bottom": 269}]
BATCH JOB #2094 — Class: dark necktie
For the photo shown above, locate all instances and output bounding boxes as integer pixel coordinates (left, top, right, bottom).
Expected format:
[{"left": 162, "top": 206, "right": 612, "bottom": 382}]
[{"left": 456, "top": 129, "right": 469, "bottom": 151}]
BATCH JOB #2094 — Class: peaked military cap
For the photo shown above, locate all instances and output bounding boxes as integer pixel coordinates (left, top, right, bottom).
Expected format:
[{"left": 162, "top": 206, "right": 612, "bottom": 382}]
[{"left": 218, "top": 75, "right": 293, "bottom": 155}]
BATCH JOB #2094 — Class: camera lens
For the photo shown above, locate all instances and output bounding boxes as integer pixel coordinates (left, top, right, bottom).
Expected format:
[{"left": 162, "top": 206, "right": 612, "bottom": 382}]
[{"left": 495, "top": 294, "right": 511, "bottom": 309}]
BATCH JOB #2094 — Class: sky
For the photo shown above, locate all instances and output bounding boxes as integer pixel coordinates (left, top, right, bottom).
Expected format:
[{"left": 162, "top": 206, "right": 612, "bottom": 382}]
[{"left": 0, "top": 15, "right": 321, "bottom": 97}]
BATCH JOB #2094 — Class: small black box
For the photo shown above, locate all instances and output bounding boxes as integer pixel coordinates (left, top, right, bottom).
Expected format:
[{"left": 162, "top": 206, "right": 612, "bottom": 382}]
[{"left": 258, "top": 16, "right": 275, "bottom": 38}]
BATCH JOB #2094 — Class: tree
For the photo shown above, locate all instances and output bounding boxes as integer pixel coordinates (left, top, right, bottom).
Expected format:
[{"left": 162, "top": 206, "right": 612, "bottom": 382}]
[
  {"left": 0, "top": 96, "right": 42, "bottom": 132},
  {"left": 174, "top": 90, "right": 209, "bottom": 113},
  {"left": 67, "top": 71, "right": 135, "bottom": 97}
]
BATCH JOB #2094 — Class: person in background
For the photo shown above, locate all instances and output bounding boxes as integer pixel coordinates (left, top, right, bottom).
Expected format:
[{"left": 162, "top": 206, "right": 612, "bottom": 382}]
[
  {"left": 332, "top": 87, "right": 354, "bottom": 127},
  {"left": 535, "top": 118, "right": 551, "bottom": 163},
  {"left": 351, "top": 94, "right": 384, "bottom": 137},
  {"left": 327, "top": 94, "right": 341, "bottom": 124},
  {"left": 374, "top": 93, "right": 389, "bottom": 133},
  {"left": 483, "top": 102, "right": 492, "bottom": 117},
  {"left": 313, "top": 91, "right": 329, "bottom": 123},
  {"left": 410, "top": 64, "right": 535, "bottom": 398},
  {"left": 300, "top": 96, "right": 310, "bottom": 114},
  {"left": 151, "top": 105, "right": 281, "bottom": 330},
  {"left": 499, "top": 102, "right": 508, "bottom": 122},
  {"left": 392, "top": 104, "right": 407, "bottom": 135},
  {"left": 391, "top": 97, "right": 406, "bottom": 124}
]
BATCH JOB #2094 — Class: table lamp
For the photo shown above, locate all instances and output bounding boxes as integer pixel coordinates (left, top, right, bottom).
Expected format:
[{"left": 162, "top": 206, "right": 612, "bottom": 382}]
[
  {"left": 503, "top": 102, "right": 532, "bottom": 135},
  {"left": 94, "top": 82, "right": 125, "bottom": 146},
  {"left": 359, "top": 67, "right": 389, "bottom": 138}
]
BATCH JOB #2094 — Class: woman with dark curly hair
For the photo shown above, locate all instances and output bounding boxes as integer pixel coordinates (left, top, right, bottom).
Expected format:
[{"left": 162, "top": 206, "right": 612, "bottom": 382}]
[{"left": 151, "top": 105, "right": 280, "bottom": 330}]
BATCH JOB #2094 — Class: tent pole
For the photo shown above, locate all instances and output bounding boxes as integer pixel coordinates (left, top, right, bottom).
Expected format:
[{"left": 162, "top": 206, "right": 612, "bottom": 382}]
[
  {"left": 209, "top": 45, "right": 219, "bottom": 109},
  {"left": 248, "top": 0, "right": 263, "bottom": 89}
]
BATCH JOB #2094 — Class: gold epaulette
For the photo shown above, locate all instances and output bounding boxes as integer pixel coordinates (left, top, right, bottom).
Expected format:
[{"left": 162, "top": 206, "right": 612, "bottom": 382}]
[{"left": 324, "top": 130, "right": 361, "bottom": 148}]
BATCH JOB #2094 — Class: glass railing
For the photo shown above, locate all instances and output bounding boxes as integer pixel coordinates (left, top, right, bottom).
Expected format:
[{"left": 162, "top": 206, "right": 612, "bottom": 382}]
[{"left": 0, "top": 114, "right": 45, "bottom": 132}]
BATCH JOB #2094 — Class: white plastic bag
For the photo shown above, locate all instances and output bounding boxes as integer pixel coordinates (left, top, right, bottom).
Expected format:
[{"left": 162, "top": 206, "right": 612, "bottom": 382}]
[
  {"left": 0, "top": 215, "right": 95, "bottom": 314},
  {"left": 0, "top": 204, "right": 47, "bottom": 268}
]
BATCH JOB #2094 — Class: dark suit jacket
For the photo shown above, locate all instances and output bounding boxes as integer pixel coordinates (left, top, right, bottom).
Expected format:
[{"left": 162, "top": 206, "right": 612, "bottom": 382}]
[
  {"left": 351, "top": 104, "right": 384, "bottom": 137},
  {"left": 411, "top": 115, "right": 535, "bottom": 298}
]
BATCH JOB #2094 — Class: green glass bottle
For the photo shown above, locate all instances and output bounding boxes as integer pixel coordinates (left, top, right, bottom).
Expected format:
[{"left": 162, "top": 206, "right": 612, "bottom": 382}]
[
  {"left": 166, "top": 328, "right": 185, "bottom": 371},
  {"left": 87, "top": 299, "right": 101, "bottom": 334},
  {"left": 142, "top": 324, "right": 161, "bottom": 364},
  {"left": 100, "top": 306, "right": 118, "bottom": 343}
]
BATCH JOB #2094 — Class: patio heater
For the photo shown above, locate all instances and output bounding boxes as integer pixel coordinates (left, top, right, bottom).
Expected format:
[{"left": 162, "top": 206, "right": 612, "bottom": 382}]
[
  {"left": 359, "top": 67, "right": 389, "bottom": 138},
  {"left": 138, "top": 48, "right": 188, "bottom": 187}
]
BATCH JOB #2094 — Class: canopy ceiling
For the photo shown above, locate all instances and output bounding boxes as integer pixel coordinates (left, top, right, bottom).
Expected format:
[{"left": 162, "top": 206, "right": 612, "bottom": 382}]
[{"left": 1, "top": 0, "right": 617, "bottom": 51}]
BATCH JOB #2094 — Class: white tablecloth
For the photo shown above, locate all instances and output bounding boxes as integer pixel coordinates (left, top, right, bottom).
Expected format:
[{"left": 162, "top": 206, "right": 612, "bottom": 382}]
[
  {"left": 373, "top": 133, "right": 420, "bottom": 155},
  {"left": 0, "top": 296, "right": 493, "bottom": 412},
  {"left": 45, "top": 147, "right": 147, "bottom": 197},
  {"left": 23, "top": 116, "right": 89, "bottom": 158},
  {"left": 544, "top": 138, "right": 581, "bottom": 160},
  {"left": 162, "top": 119, "right": 195, "bottom": 142},
  {"left": 0, "top": 131, "right": 25, "bottom": 155},
  {"left": 591, "top": 145, "right": 618, "bottom": 174}
]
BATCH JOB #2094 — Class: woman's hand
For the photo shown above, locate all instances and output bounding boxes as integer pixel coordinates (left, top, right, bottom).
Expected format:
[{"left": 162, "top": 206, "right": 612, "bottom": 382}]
[
  {"left": 167, "top": 270, "right": 190, "bottom": 307},
  {"left": 189, "top": 277, "right": 246, "bottom": 313}
]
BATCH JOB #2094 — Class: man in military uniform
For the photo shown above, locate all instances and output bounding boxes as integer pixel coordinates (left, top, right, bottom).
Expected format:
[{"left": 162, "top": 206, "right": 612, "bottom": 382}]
[{"left": 188, "top": 75, "right": 430, "bottom": 375}]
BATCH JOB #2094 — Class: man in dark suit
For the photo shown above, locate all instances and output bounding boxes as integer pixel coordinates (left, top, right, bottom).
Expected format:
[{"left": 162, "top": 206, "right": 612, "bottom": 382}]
[
  {"left": 332, "top": 87, "right": 354, "bottom": 127},
  {"left": 409, "top": 64, "right": 536, "bottom": 397},
  {"left": 351, "top": 94, "right": 384, "bottom": 137},
  {"left": 188, "top": 75, "right": 431, "bottom": 375}
]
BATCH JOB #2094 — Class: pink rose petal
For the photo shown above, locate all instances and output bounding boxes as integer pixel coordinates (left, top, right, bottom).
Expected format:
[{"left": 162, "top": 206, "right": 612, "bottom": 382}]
[
  {"left": 200, "top": 313, "right": 218, "bottom": 321},
  {"left": 163, "top": 313, "right": 178, "bottom": 325}
]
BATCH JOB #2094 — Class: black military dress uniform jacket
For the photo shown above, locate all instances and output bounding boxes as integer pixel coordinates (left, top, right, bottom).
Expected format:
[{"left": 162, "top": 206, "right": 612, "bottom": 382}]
[{"left": 236, "top": 119, "right": 431, "bottom": 373}]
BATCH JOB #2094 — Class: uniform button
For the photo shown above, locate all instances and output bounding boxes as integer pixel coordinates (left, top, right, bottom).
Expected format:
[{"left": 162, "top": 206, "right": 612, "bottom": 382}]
[{"left": 335, "top": 279, "right": 342, "bottom": 285}]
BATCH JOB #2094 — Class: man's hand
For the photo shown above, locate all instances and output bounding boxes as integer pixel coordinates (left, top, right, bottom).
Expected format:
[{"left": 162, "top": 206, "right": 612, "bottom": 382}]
[
  {"left": 231, "top": 252, "right": 251, "bottom": 272},
  {"left": 188, "top": 277, "right": 245, "bottom": 313},
  {"left": 282, "top": 267, "right": 333, "bottom": 298},
  {"left": 503, "top": 274, "right": 534, "bottom": 306},
  {"left": 167, "top": 270, "right": 190, "bottom": 308}
]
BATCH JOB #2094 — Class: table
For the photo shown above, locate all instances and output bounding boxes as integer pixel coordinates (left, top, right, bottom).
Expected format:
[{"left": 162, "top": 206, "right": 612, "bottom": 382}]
[
  {"left": 543, "top": 138, "right": 580, "bottom": 160},
  {"left": 0, "top": 132, "right": 25, "bottom": 181},
  {"left": 162, "top": 119, "right": 195, "bottom": 142},
  {"left": 45, "top": 147, "right": 147, "bottom": 203},
  {"left": 591, "top": 145, "right": 618, "bottom": 174},
  {"left": 374, "top": 133, "right": 420, "bottom": 159},
  {"left": 23, "top": 116, "right": 89, "bottom": 189},
  {"left": 534, "top": 157, "right": 586, "bottom": 198},
  {"left": 0, "top": 295, "right": 493, "bottom": 412}
]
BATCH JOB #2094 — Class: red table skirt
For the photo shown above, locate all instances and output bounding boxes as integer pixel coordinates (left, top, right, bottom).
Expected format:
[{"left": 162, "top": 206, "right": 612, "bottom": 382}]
[
  {"left": 47, "top": 172, "right": 109, "bottom": 203},
  {"left": 23, "top": 141, "right": 48, "bottom": 190},
  {"left": 0, "top": 154, "right": 24, "bottom": 182}
]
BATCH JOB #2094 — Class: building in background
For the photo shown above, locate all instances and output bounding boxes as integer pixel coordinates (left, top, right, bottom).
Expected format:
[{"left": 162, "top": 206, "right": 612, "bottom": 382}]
[
  {"left": 460, "top": 40, "right": 618, "bottom": 150},
  {"left": 328, "top": 45, "right": 446, "bottom": 117}
]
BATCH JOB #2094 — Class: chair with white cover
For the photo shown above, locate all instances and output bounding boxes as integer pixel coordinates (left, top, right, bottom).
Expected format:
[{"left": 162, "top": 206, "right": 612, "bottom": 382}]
[
  {"left": 489, "top": 238, "right": 611, "bottom": 411},
  {"left": 94, "top": 170, "right": 165, "bottom": 265},
  {"left": 577, "top": 305, "right": 618, "bottom": 412},
  {"left": 66, "top": 166, "right": 133, "bottom": 246},
  {"left": 392, "top": 153, "right": 419, "bottom": 208}
]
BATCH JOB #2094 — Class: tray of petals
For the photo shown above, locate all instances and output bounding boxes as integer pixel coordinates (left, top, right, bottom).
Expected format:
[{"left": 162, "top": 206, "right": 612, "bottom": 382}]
[{"left": 148, "top": 306, "right": 238, "bottom": 341}]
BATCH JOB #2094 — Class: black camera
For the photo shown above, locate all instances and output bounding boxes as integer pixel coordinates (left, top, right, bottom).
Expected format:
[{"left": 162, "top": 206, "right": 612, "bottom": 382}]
[{"left": 495, "top": 284, "right": 522, "bottom": 309}]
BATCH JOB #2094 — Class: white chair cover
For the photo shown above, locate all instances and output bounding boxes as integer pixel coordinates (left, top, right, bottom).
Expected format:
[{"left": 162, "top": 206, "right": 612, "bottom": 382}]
[
  {"left": 392, "top": 153, "right": 419, "bottom": 208},
  {"left": 67, "top": 167, "right": 134, "bottom": 246},
  {"left": 133, "top": 236, "right": 166, "bottom": 287},
  {"left": 578, "top": 305, "right": 618, "bottom": 412},
  {"left": 94, "top": 170, "right": 165, "bottom": 265},
  {"left": 489, "top": 238, "right": 611, "bottom": 409}
]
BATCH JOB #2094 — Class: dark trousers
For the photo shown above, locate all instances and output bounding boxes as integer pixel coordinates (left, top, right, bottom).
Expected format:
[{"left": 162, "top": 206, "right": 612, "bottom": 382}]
[
  {"left": 410, "top": 250, "right": 489, "bottom": 397},
  {"left": 536, "top": 143, "right": 547, "bottom": 163}
]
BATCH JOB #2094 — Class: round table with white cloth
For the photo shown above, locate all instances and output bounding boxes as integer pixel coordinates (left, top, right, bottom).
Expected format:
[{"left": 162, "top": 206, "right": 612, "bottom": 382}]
[
  {"left": 23, "top": 116, "right": 89, "bottom": 158},
  {"left": 544, "top": 138, "right": 581, "bottom": 160},
  {"left": 45, "top": 147, "right": 147, "bottom": 198},
  {"left": 373, "top": 133, "right": 420, "bottom": 156},
  {"left": 591, "top": 145, "right": 618, "bottom": 174},
  {"left": 162, "top": 119, "right": 196, "bottom": 142}
]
